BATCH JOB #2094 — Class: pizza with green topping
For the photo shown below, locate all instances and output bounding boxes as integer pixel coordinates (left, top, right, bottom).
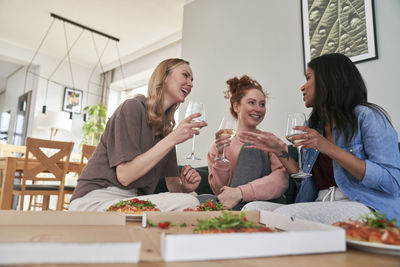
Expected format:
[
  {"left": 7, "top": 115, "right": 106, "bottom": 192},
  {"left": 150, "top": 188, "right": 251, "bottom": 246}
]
[{"left": 107, "top": 198, "right": 160, "bottom": 214}]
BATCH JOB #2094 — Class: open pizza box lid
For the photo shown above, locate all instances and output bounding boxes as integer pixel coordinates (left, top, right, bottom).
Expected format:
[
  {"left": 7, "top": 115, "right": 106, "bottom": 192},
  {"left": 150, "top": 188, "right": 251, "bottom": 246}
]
[
  {"left": 0, "top": 211, "right": 141, "bottom": 265},
  {"left": 143, "top": 210, "right": 346, "bottom": 262}
]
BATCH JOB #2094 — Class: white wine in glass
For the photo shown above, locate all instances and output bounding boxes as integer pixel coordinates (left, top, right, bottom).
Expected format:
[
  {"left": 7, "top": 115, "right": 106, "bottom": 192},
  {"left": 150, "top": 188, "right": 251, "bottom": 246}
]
[
  {"left": 185, "top": 101, "right": 206, "bottom": 160},
  {"left": 215, "top": 116, "right": 237, "bottom": 163},
  {"left": 285, "top": 134, "right": 305, "bottom": 144},
  {"left": 286, "top": 113, "right": 312, "bottom": 178},
  {"left": 220, "top": 129, "right": 237, "bottom": 140}
]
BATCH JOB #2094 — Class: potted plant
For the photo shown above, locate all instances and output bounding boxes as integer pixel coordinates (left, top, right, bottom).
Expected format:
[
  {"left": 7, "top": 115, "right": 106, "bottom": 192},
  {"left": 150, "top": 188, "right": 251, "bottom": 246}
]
[{"left": 81, "top": 103, "right": 107, "bottom": 146}]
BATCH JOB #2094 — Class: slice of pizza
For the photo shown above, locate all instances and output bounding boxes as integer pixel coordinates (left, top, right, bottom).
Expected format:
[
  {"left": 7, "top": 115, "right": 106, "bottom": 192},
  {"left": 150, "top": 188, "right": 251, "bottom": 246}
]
[
  {"left": 333, "top": 212, "right": 400, "bottom": 246},
  {"left": 184, "top": 199, "right": 225, "bottom": 211},
  {"left": 107, "top": 198, "right": 160, "bottom": 214},
  {"left": 194, "top": 211, "right": 275, "bottom": 233}
]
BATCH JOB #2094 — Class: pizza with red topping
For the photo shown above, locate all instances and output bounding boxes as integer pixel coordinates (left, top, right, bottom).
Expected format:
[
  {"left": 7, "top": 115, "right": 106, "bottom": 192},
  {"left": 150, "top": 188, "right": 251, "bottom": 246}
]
[
  {"left": 333, "top": 212, "right": 400, "bottom": 246},
  {"left": 184, "top": 199, "right": 225, "bottom": 211},
  {"left": 194, "top": 211, "right": 275, "bottom": 234},
  {"left": 107, "top": 198, "right": 160, "bottom": 214}
]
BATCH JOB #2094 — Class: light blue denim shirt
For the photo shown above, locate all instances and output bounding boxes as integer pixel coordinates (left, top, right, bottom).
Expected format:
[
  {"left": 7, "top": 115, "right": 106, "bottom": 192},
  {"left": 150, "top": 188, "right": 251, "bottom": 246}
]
[{"left": 295, "top": 105, "right": 400, "bottom": 222}]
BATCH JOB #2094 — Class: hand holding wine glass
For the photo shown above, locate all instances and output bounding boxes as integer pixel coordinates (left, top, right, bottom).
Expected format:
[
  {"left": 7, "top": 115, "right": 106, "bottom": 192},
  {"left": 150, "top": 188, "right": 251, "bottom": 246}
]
[
  {"left": 286, "top": 112, "right": 312, "bottom": 178},
  {"left": 215, "top": 116, "right": 237, "bottom": 163},
  {"left": 185, "top": 101, "right": 206, "bottom": 160}
]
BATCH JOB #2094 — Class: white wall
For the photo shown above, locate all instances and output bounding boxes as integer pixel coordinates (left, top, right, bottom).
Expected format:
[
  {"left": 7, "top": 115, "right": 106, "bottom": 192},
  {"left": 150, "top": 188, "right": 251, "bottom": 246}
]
[
  {"left": 111, "top": 40, "right": 182, "bottom": 90},
  {"left": 179, "top": 0, "right": 400, "bottom": 167},
  {"left": 0, "top": 39, "right": 102, "bottom": 152}
]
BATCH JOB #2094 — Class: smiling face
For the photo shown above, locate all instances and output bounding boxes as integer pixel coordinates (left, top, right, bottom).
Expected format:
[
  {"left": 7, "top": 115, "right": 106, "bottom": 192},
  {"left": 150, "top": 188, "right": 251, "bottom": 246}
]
[
  {"left": 233, "top": 88, "right": 266, "bottom": 131},
  {"left": 301, "top": 67, "right": 316, "bottom": 108},
  {"left": 163, "top": 63, "right": 193, "bottom": 107}
]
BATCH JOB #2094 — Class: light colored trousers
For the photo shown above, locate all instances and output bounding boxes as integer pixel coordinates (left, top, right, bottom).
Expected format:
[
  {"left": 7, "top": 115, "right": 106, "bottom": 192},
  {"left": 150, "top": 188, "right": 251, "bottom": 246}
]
[
  {"left": 242, "top": 186, "right": 372, "bottom": 225},
  {"left": 69, "top": 186, "right": 199, "bottom": 212}
]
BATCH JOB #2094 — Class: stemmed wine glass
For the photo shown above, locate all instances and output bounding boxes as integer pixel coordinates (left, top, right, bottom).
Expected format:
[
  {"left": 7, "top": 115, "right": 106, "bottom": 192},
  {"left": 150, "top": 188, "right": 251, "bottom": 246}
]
[
  {"left": 285, "top": 112, "right": 312, "bottom": 178},
  {"left": 185, "top": 101, "right": 206, "bottom": 160},
  {"left": 214, "top": 116, "right": 237, "bottom": 163}
]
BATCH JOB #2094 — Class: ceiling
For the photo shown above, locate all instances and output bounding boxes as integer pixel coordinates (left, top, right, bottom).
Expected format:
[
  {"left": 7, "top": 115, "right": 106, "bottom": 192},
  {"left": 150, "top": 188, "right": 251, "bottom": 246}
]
[{"left": 0, "top": 0, "right": 185, "bottom": 79}]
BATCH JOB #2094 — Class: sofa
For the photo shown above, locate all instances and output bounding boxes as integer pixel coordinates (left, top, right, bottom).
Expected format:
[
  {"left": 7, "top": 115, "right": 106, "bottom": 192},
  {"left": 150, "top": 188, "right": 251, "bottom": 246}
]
[{"left": 154, "top": 145, "right": 299, "bottom": 204}]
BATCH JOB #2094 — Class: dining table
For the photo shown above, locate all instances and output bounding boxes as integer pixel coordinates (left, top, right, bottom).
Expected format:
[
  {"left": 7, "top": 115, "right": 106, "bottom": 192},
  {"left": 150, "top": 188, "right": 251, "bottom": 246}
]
[
  {"left": 0, "top": 210, "right": 399, "bottom": 266},
  {"left": 0, "top": 156, "right": 81, "bottom": 209}
]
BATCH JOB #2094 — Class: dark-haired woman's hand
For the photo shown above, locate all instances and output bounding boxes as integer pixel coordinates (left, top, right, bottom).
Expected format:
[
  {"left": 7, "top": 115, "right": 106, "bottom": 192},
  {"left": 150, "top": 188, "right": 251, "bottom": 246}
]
[
  {"left": 168, "top": 113, "right": 207, "bottom": 145},
  {"left": 291, "top": 126, "right": 334, "bottom": 154}
]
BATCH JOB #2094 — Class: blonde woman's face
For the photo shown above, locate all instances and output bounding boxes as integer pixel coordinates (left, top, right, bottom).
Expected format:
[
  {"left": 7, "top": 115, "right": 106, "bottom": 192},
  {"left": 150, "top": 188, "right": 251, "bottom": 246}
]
[
  {"left": 164, "top": 63, "right": 193, "bottom": 104},
  {"left": 233, "top": 89, "right": 266, "bottom": 130}
]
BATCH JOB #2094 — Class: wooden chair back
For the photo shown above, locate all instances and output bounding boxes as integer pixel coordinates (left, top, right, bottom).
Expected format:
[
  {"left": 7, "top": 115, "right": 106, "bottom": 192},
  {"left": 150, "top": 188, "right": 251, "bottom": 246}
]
[
  {"left": 21, "top": 137, "right": 74, "bottom": 210},
  {"left": 79, "top": 144, "right": 96, "bottom": 174},
  {"left": 0, "top": 144, "right": 26, "bottom": 200},
  {"left": 0, "top": 143, "right": 26, "bottom": 157}
]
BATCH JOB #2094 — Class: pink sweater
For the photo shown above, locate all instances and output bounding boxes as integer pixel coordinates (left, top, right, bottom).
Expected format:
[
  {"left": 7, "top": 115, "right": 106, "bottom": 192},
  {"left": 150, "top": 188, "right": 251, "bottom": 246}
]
[{"left": 207, "top": 137, "right": 288, "bottom": 202}]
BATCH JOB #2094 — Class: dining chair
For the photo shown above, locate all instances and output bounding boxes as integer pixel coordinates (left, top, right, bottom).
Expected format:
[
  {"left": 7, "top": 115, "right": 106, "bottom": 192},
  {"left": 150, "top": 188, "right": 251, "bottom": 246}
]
[
  {"left": 78, "top": 144, "right": 96, "bottom": 175},
  {"left": 0, "top": 143, "right": 27, "bottom": 158},
  {"left": 0, "top": 144, "right": 27, "bottom": 202},
  {"left": 12, "top": 137, "right": 74, "bottom": 211},
  {"left": 62, "top": 144, "right": 96, "bottom": 210}
]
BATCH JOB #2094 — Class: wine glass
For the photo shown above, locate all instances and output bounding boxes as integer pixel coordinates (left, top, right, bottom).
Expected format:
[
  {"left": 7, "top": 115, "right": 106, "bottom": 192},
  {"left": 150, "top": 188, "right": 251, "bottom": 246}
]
[
  {"left": 185, "top": 101, "right": 206, "bottom": 160},
  {"left": 285, "top": 113, "right": 312, "bottom": 178},
  {"left": 215, "top": 116, "right": 237, "bottom": 163}
]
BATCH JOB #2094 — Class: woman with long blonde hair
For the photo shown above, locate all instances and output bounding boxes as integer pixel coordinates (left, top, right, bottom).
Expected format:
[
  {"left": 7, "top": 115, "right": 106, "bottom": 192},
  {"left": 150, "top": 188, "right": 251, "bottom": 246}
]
[{"left": 70, "top": 58, "right": 207, "bottom": 212}]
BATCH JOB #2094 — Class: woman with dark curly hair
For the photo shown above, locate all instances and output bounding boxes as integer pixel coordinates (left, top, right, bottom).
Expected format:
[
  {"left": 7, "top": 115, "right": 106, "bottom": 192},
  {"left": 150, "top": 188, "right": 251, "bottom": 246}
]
[
  {"left": 239, "top": 53, "right": 400, "bottom": 224},
  {"left": 204, "top": 75, "right": 288, "bottom": 210}
]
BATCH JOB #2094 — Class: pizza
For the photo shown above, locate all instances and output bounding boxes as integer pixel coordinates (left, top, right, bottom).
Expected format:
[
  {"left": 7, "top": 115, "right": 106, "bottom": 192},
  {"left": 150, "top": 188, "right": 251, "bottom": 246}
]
[
  {"left": 194, "top": 211, "right": 275, "bottom": 233},
  {"left": 333, "top": 212, "right": 400, "bottom": 246},
  {"left": 184, "top": 199, "right": 225, "bottom": 211},
  {"left": 106, "top": 198, "right": 160, "bottom": 214}
]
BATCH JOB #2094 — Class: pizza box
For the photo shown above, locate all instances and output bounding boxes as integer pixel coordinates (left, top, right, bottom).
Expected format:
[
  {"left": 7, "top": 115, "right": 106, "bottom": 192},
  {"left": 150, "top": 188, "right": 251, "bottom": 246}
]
[
  {"left": 142, "top": 210, "right": 346, "bottom": 262},
  {"left": 0, "top": 210, "right": 126, "bottom": 225},
  {"left": 0, "top": 211, "right": 141, "bottom": 265}
]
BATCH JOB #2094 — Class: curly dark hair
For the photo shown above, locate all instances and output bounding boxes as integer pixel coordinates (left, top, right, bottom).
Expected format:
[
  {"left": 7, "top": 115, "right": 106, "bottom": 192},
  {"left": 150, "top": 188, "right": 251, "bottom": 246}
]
[{"left": 224, "top": 75, "right": 267, "bottom": 119}]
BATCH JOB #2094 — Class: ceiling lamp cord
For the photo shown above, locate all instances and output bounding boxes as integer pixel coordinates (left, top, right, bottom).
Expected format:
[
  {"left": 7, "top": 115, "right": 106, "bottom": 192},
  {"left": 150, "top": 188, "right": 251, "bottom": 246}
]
[
  {"left": 25, "top": 13, "right": 124, "bottom": 120},
  {"left": 116, "top": 42, "right": 128, "bottom": 91},
  {"left": 84, "top": 33, "right": 109, "bottom": 121},
  {"left": 43, "top": 27, "right": 84, "bottom": 114},
  {"left": 87, "top": 33, "right": 109, "bottom": 101},
  {"left": 62, "top": 21, "right": 81, "bottom": 119},
  {"left": 63, "top": 22, "right": 76, "bottom": 91},
  {"left": 23, "top": 17, "right": 56, "bottom": 94}
]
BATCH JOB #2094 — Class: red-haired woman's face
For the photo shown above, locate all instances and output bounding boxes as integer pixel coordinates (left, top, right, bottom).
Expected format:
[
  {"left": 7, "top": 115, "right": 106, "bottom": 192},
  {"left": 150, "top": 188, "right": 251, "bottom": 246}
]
[
  {"left": 301, "top": 67, "right": 315, "bottom": 108},
  {"left": 233, "top": 89, "right": 266, "bottom": 130}
]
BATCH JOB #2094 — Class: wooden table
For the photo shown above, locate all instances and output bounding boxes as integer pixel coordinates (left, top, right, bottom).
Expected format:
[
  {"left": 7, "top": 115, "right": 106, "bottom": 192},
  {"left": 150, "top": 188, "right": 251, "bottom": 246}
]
[
  {"left": 0, "top": 157, "right": 80, "bottom": 209},
  {"left": 0, "top": 211, "right": 399, "bottom": 266}
]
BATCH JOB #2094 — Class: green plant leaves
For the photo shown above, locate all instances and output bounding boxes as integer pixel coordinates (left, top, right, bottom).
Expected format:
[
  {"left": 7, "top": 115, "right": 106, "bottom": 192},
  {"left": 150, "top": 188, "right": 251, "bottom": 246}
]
[{"left": 81, "top": 104, "right": 107, "bottom": 147}]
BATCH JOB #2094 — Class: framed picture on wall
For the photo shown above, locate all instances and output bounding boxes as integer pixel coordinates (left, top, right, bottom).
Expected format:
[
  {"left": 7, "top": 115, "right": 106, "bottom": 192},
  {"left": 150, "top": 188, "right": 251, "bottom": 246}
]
[
  {"left": 63, "top": 87, "right": 83, "bottom": 113},
  {"left": 301, "top": 0, "right": 377, "bottom": 72}
]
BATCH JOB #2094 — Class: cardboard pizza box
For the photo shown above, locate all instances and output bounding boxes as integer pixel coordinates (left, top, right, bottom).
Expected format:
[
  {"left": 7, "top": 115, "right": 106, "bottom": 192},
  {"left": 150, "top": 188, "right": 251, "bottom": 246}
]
[
  {"left": 0, "top": 210, "right": 126, "bottom": 225},
  {"left": 142, "top": 210, "right": 346, "bottom": 262},
  {"left": 0, "top": 211, "right": 141, "bottom": 264}
]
